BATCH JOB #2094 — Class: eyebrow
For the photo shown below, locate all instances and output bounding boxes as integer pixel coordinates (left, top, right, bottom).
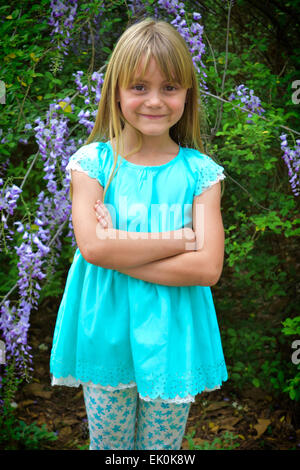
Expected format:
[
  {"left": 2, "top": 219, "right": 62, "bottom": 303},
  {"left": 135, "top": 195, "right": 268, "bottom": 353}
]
[{"left": 132, "top": 77, "right": 177, "bottom": 84}]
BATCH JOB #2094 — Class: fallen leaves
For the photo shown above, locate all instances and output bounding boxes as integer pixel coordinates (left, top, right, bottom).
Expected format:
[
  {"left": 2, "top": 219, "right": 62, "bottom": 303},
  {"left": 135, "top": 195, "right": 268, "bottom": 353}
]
[
  {"left": 23, "top": 382, "right": 52, "bottom": 400},
  {"left": 253, "top": 419, "right": 271, "bottom": 440}
]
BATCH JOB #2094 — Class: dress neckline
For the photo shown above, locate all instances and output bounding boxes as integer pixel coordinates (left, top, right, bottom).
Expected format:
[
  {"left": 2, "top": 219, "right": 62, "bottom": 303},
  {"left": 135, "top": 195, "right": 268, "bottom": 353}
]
[{"left": 106, "top": 141, "right": 182, "bottom": 170}]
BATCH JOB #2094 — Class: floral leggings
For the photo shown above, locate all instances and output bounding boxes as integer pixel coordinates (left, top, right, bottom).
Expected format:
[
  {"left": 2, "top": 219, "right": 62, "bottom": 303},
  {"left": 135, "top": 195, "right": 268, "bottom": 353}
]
[{"left": 83, "top": 384, "right": 191, "bottom": 450}]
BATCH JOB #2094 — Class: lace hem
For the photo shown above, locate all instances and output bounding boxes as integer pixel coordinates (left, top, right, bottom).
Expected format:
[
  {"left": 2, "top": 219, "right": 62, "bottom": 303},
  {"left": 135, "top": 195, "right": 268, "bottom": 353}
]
[
  {"left": 194, "top": 155, "right": 226, "bottom": 196},
  {"left": 200, "top": 173, "right": 226, "bottom": 194},
  {"left": 66, "top": 143, "right": 105, "bottom": 186},
  {"left": 51, "top": 374, "right": 136, "bottom": 391},
  {"left": 66, "top": 161, "right": 90, "bottom": 177},
  {"left": 50, "top": 356, "right": 228, "bottom": 402},
  {"left": 51, "top": 374, "right": 221, "bottom": 404}
]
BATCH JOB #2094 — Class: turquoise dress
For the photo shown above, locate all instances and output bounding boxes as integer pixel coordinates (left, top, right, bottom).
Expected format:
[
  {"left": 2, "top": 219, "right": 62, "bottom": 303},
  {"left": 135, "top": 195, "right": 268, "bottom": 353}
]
[{"left": 50, "top": 141, "right": 228, "bottom": 403}]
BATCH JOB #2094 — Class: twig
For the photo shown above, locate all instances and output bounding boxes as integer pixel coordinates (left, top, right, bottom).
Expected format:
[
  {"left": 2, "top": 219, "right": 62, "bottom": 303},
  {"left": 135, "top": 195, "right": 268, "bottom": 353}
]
[
  {"left": 213, "top": 0, "right": 233, "bottom": 136},
  {"left": 200, "top": 88, "right": 300, "bottom": 136}
]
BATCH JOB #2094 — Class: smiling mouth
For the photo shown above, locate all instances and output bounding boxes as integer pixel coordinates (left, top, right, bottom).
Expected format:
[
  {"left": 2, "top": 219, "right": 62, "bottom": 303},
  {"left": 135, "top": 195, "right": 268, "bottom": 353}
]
[{"left": 141, "top": 114, "right": 166, "bottom": 118}]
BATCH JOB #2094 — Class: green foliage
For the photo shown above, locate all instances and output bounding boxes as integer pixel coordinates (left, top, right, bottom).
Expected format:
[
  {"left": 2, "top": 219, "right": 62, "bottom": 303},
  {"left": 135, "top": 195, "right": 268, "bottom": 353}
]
[
  {"left": 184, "top": 429, "right": 240, "bottom": 450},
  {"left": 281, "top": 317, "right": 300, "bottom": 401},
  {"left": 0, "top": 412, "right": 58, "bottom": 450},
  {"left": 220, "top": 315, "right": 300, "bottom": 401},
  {"left": 282, "top": 317, "right": 300, "bottom": 336},
  {"left": 0, "top": 364, "right": 57, "bottom": 449}
]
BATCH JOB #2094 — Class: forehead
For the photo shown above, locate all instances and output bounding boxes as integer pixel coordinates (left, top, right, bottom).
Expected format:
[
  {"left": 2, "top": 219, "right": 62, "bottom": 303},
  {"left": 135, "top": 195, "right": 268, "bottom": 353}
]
[
  {"left": 133, "top": 56, "right": 174, "bottom": 81},
  {"left": 119, "top": 52, "right": 182, "bottom": 88}
]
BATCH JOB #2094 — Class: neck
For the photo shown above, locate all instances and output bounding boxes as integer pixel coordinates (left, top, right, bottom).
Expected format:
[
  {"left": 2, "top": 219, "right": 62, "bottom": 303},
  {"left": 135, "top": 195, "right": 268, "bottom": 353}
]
[{"left": 119, "top": 126, "right": 176, "bottom": 156}]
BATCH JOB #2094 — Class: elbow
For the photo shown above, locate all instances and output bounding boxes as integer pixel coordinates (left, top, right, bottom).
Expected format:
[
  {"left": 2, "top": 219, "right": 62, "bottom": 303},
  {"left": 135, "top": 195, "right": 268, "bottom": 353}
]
[
  {"left": 82, "top": 244, "right": 115, "bottom": 269},
  {"left": 208, "top": 264, "right": 224, "bottom": 286},
  {"left": 195, "top": 251, "right": 224, "bottom": 286},
  {"left": 209, "top": 273, "right": 221, "bottom": 287},
  {"left": 80, "top": 243, "right": 94, "bottom": 264},
  {"left": 84, "top": 242, "right": 107, "bottom": 267}
]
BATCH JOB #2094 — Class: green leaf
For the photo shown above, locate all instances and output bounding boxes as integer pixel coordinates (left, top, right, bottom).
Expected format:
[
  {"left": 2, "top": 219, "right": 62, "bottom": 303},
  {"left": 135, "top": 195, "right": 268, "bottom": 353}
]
[{"left": 252, "top": 378, "right": 260, "bottom": 388}]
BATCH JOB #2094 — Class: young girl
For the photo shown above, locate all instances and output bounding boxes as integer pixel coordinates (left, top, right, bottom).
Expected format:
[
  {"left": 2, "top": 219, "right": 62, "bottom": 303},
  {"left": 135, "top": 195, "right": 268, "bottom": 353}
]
[{"left": 50, "top": 17, "right": 228, "bottom": 451}]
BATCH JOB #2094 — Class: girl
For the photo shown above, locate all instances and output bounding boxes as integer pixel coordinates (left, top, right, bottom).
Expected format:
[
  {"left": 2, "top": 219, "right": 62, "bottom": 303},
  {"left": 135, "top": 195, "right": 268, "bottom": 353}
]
[{"left": 50, "top": 17, "right": 228, "bottom": 451}]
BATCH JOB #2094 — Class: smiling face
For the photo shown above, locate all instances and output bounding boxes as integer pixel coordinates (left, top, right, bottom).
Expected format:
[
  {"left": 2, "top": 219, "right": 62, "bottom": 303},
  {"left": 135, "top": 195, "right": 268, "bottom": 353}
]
[{"left": 116, "top": 55, "right": 188, "bottom": 142}]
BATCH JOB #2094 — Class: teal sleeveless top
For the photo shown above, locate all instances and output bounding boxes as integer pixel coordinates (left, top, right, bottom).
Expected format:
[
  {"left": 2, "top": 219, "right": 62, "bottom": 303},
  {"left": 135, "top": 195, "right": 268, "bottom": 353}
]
[{"left": 50, "top": 141, "right": 228, "bottom": 403}]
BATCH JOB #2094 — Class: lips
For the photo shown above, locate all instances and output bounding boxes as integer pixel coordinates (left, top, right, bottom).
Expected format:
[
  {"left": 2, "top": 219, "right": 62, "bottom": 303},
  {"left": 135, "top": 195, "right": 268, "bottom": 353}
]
[{"left": 141, "top": 114, "right": 166, "bottom": 119}]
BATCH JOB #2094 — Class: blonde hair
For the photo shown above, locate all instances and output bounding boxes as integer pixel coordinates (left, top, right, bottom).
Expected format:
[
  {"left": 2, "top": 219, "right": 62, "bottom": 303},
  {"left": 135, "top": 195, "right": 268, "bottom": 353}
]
[{"left": 70, "top": 17, "right": 208, "bottom": 202}]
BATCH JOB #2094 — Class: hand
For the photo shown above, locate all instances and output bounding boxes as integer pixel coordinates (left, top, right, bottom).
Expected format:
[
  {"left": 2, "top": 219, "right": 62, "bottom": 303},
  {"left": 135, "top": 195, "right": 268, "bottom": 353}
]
[
  {"left": 94, "top": 200, "right": 114, "bottom": 229},
  {"left": 180, "top": 227, "right": 197, "bottom": 251}
]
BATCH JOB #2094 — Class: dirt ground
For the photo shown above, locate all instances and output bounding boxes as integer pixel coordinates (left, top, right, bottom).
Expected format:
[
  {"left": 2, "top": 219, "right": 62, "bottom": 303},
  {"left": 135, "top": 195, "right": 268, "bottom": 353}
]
[{"left": 11, "top": 299, "right": 300, "bottom": 451}]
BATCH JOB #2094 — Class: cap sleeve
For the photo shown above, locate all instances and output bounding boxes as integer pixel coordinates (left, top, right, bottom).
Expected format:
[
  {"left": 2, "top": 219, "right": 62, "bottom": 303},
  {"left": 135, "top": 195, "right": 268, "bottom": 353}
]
[
  {"left": 193, "top": 153, "right": 226, "bottom": 197},
  {"left": 66, "top": 142, "right": 105, "bottom": 187}
]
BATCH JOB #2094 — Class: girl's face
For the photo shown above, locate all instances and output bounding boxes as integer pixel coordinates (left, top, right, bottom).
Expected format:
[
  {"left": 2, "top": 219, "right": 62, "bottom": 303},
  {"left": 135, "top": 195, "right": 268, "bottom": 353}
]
[{"left": 117, "top": 56, "right": 188, "bottom": 140}]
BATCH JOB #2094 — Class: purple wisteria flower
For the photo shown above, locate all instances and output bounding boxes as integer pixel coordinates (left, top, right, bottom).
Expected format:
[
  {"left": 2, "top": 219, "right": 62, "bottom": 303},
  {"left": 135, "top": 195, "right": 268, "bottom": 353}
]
[
  {"left": 228, "top": 84, "right": 265, "bottom": 123},
  {"left": 73, "top": 70, "right": 104, "bottom": 107},
  {"left": 280, "top": 135, "right": 300, "bottom": 197},
  {"left": 48, "top": 0, "right": 78, "bottom": 56},
  {"left": 0, "top": 184, "right": 22, "bottom": 217},
  {"left": 0, "top": 100, "right": 79, "bottom": 389}
]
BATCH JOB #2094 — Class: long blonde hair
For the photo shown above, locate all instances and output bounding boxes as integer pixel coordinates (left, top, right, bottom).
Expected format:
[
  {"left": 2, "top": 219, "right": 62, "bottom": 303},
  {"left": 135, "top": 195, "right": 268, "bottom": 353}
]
[{"left": 70, "top": 17, "right": 208, "bottom": 202}]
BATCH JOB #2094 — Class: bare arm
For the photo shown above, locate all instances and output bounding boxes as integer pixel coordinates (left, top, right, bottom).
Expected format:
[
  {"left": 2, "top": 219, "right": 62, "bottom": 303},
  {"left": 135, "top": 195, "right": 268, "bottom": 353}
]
[
  {"left": 115, "top": 251, "right": 213, "bottom": 286},
  {"left": 88, "top": 226, "right": 196, "bottom": 270},
  {"left": 71, "top": 170, "right": 196, "bottom": 269},
  {"left": 112, "top": 183, "right": 225, "bottom": 286}
]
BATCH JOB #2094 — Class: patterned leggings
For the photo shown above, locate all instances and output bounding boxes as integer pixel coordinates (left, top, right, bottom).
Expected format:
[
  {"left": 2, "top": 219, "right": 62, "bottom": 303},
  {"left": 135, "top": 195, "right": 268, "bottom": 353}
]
[{"left": 83, "top": 385, "right": 191, "bottom": 450}]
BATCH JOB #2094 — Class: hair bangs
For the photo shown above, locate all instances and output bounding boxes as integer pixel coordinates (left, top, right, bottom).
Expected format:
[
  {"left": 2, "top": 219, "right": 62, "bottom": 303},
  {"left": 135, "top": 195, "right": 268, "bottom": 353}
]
[{"left": 117, "top": 28, "right": 192, "bottom": 90}]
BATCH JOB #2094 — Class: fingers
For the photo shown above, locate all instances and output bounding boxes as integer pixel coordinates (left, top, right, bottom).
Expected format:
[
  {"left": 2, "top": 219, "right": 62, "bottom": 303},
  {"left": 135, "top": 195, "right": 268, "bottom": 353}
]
[{"left": 94, "top": 202, "right": 107, "bottom": 227}]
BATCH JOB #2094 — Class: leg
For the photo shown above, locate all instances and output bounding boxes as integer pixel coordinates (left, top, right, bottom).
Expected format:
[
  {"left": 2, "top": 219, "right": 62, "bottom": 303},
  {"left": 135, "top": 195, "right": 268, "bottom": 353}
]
[
  {"left": 135, "top": 398, "right": 191, "bottom": 450},
  {"left": 83, "top": 384, "right": 138, "bottom": 450}
]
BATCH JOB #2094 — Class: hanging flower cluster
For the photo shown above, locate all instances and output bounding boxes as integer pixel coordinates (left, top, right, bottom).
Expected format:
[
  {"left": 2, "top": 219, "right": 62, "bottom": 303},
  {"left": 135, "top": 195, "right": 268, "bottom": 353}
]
[
  {"left": 280, "top": 135, "right": 300, "bottom": 197},
  {"left": 0, "top": 183, "right": 22, "bottom": 219},
  {"left": 0, "top": 104, "right": 77, "bottom": 385},
  {"left": 228, "top": 84, "right": 266, "bottom": 123},
  {"left": 73, "top": 70, "right": 104, "bottom": 132},
  {"left": 0, "top": 181, "right": 22, "bottom": 250},
  {"left": 48, "top": 0, "right": 78, "bottom": 56}
]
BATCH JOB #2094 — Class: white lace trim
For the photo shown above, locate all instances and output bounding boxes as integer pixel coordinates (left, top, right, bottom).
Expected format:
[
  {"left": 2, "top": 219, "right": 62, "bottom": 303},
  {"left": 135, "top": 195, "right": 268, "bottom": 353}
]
[
  {"left": 201, "top": 173, "right": 226, "bottom": 194},
  {"left": 65, "top": 161, "right": 90, "bottom": 177},
  {"left": 51, "top": 374, "right": 136, "bottom": 390},
  {"left": 51, "top": 375, "right": 220, "bottom": 404}
]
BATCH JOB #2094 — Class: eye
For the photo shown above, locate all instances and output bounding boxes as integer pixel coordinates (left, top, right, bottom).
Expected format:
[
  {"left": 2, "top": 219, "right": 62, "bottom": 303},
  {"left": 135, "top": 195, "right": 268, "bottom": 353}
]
[
  {"left": 132, "top": 84, "right": 145, "bottom": 91},
  {"left": 165, "top": 85, "right": 177, "bottom": 91}
]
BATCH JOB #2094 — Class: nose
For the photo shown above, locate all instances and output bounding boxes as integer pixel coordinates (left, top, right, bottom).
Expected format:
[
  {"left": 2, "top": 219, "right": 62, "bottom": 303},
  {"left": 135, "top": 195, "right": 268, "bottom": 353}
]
[{"left": 145, "top": 91, "right": 163, "bottom": 107}]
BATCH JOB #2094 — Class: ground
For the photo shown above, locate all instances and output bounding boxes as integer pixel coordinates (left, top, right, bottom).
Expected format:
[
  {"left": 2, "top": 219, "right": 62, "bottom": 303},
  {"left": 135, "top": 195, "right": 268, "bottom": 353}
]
[{"left": 10, "top": 299, "right": 300, "bottom": 451}]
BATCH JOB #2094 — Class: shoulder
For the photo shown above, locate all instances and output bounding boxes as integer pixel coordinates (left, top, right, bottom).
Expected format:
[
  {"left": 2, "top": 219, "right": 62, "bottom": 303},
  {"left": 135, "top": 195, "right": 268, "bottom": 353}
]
[
  {"left": 66, "top": 141, "right": 109, "bottom": 183},
  {"left": 180, "top": 146, "right": 226, "bottom": 196},
  {"left": 181, "top": 146, "right": 219, "bottom": 168},
  {"left": 69, "top": 141, "right": 108, "bottom": 162}
]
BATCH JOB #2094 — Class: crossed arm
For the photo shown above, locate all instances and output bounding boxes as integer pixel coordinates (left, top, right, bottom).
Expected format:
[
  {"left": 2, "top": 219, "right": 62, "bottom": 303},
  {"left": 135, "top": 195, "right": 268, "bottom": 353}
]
[
  {"left": 111, "top": 183, "right": 224, "bottom": 287},
  {"left": 70, "top": 170, "right": 225, "bottom": 287}
]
